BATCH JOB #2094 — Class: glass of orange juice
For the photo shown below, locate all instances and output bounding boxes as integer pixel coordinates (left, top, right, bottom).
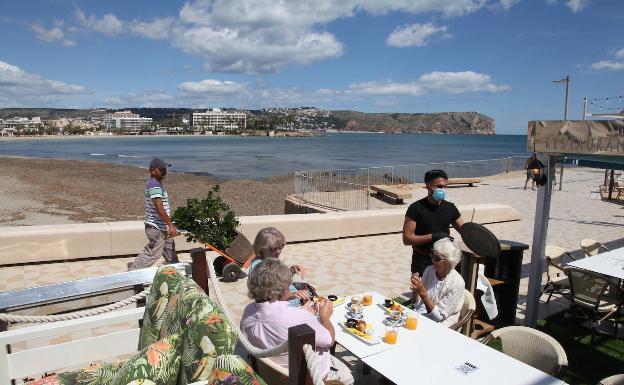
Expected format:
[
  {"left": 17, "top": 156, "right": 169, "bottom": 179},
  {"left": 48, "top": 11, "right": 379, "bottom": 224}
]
[
  {"left": 384, "top": 326, "right": 398, "bottom": 344},
  {"left": 406, "top": 312, "right": 419, "bottom": 330},
  {"left": 363, "top": 294, "right": 373, "bottom": 306}
]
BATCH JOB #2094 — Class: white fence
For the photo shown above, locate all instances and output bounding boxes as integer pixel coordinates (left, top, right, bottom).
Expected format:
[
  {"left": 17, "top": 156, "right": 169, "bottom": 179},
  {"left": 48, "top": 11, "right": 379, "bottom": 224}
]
[{"left": 294, "top": 156, "right": 528, "bottom": 211}]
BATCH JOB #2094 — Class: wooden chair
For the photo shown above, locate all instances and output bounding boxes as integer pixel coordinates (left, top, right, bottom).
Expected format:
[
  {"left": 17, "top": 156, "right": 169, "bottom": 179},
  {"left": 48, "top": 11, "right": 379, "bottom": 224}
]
[
  {"left": 482, "top": 326, "right": 568, "bottom": 377},
  {"left": 542, "top": 245, "right": 576, "bottom": 303},
  {"left": 580, "top": 238, "right": 610, "bottom": 257}
]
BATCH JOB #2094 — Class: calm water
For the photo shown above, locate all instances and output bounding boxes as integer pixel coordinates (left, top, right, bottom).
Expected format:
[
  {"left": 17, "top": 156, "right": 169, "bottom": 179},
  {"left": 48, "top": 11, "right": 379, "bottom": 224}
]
[{"left": 0, "top": 133, "right": 529, "bottom": 179}]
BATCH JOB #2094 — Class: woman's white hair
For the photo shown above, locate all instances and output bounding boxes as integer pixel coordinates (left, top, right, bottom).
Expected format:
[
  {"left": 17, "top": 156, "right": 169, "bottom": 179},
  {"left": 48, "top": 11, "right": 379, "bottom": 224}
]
[
  {"left": 253, "top": 227, "right": 286, "bottom": 259},
  {"left": 432, "top": 237, "right": 462, "bottom": 268},
  {"left": 247, "top": 258, "right": 292, "bottom": 302}
]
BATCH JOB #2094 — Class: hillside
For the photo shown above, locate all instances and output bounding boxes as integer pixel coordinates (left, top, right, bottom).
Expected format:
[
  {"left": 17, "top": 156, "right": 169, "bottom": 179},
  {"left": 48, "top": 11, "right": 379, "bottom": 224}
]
[{"left": 330, "top": 111, "right": 495, "bottom": 134}]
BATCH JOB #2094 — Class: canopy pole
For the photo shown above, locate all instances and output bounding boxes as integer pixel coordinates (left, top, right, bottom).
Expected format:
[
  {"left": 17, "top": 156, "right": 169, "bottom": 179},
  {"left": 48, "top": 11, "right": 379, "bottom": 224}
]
[{"left": 525, "top": 155, "right": 555, "bottom": 327}]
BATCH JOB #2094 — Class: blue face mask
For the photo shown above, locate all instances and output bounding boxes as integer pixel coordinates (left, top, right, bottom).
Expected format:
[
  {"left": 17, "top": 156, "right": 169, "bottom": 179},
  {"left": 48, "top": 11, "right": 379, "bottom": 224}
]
[{"left": 432, "top": 188, "right": 447, "bottom": 202}]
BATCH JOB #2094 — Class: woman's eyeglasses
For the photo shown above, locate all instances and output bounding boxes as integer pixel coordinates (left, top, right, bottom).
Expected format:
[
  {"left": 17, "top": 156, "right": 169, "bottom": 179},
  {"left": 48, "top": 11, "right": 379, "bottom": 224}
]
[{"left": 430, "top": 252, "right": 444, "bottom": 262}]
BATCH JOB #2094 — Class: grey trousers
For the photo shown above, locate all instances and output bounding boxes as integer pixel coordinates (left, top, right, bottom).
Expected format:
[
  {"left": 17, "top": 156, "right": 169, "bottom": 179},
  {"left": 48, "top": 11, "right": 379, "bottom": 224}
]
[{"left": 129, "top": 225, "right": 178, "bottom": 270}]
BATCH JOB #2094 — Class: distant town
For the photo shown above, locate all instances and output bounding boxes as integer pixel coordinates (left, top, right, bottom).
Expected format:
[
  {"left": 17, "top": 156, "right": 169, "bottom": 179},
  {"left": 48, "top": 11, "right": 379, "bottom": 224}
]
[
  {"left": 0, "top": 108, "right": 496, "bottom": 137},
  {"left": 0, "top": 107, "right": 336, "bottom": 137}
]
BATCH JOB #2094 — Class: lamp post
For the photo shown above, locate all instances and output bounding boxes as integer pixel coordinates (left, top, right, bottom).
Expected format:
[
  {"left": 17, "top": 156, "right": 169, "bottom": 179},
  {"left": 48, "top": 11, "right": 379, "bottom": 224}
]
[{"left": 553, "top": 75, "right": 570, "bottom": 190}]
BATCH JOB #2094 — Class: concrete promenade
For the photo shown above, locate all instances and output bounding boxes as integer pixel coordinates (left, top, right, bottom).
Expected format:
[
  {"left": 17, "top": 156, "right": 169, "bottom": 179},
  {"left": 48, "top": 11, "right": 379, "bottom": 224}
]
[{"left": 1, "top": 167, "right": 622, "bottom": 383}]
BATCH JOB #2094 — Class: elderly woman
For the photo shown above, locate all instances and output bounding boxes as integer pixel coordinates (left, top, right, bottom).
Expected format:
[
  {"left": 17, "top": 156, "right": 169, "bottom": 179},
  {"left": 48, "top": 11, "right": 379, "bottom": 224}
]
[
  {"left": 410, "top": 237, "right": 465, "bottom": 326},
  {"left": 241, "top": 258, "right": 354, "bottom": 385},
  {"left": 250, "top": 227, "right": 310, "bottom": 305}
]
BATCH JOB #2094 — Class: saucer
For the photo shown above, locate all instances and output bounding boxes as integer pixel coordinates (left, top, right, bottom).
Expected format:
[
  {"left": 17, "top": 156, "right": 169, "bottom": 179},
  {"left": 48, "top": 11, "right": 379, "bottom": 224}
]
[
  {"left": 383, "top": 317, "right": 406, "bottom": 327},
  {"left": 345, "top": 311, "right": 364, "bottom": 320}
]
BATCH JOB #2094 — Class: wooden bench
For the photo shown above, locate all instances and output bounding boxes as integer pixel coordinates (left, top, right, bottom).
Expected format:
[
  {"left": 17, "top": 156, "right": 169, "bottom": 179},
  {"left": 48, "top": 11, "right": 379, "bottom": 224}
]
[
  {"left": 447, "top": 177, "right": 481, "bottom": 187},
  {"left": 370, "top": 184, "right": 412, "bottom": 204}
]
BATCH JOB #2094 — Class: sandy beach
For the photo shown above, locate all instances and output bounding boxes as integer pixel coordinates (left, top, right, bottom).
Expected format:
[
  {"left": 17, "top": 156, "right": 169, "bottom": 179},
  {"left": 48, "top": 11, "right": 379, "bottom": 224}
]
[{"left": 0, "top": 156, "right": 293, "bottom": 226}]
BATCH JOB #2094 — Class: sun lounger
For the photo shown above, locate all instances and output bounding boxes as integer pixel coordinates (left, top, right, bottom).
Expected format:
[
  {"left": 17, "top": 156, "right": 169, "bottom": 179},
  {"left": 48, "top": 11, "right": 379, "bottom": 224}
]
[
  {"left": 370, "top": 184, "right": 412, "bottom": 204},
  {"left": 447, "top": 177, "right": 481, "bottom": 187}
]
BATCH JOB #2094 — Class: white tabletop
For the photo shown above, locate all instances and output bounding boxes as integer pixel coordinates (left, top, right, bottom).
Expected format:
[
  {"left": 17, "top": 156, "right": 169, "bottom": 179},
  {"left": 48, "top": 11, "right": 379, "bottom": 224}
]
[
  {"left": 335, "top": 292, "right": 565, "bottom": 385},
  {"left": 568, "top": 255, "right": 624, "bottom": 280},
  {"left": 595, "top": 247, "right": 624, "bottom": 262},
  {"left": 330, "top": 292, "right": 403, "bottom": 358}
]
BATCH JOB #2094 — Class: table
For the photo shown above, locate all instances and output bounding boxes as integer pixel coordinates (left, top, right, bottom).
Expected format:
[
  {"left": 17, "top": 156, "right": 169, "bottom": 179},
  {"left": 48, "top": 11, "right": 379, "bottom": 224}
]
[
  {"left": 568, "top": 255, "right": 624, "bottom": 280},
  {"left": 333, "top": 292, "right": 565, "bottom": 385},
  {"left": 596, "top": 247, "right": 624, "bottom": 262}
]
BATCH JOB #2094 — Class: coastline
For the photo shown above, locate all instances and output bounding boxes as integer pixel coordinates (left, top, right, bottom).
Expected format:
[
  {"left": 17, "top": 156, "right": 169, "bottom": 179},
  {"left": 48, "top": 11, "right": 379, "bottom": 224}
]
[{"left": 0, "top": 156, "right": 293, "bottom": 226}]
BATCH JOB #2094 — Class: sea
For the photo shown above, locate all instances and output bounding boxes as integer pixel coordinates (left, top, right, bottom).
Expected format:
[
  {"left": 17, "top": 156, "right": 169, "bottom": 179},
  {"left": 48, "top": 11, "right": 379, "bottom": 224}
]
[{"left": 0, "top": 133, "right": 530, "bottom": 180}]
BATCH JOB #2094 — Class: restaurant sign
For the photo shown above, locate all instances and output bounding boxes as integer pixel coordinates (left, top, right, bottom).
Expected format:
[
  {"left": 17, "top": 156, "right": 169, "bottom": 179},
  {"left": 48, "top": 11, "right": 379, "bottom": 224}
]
[{"left": 528, "top": 120, "right": 624, "bottom": 155}]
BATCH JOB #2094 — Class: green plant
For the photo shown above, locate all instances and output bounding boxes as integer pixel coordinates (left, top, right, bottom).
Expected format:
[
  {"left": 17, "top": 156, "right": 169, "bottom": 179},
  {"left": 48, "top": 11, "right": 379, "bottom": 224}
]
[{"left": 172, "top": 185, "right": 240, "bottom": 250}]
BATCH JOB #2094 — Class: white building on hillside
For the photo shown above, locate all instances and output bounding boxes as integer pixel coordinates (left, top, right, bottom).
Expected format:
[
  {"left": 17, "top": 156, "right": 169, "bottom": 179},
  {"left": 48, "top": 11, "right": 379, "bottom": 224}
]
[
  {"left": 1, "top": 117, "right": 42, "bottom": 132},
  {"left": 190, "top": 108, "right": 246, "bottom": 131},
  {"left": 104, "top": 111, "right": 153, "bottom": 132}
]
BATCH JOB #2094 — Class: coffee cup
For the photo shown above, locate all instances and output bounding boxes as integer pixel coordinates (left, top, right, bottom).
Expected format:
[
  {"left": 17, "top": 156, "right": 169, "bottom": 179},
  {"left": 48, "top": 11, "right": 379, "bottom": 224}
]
[
  {"left": 390, "top": 310, "right": 402, "bottom": 321},
  {"left": 350, "top": 303, "right": 362, "bottom": 314},
  {"left": 351, "top": 295, "right": 362, "bottom": 305}
]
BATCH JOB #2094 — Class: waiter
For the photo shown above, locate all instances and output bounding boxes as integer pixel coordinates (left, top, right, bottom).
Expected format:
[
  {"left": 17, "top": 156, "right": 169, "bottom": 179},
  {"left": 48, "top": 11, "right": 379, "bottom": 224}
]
[{"left": 402, "top": 169, "right": 464, "bottom": 276}]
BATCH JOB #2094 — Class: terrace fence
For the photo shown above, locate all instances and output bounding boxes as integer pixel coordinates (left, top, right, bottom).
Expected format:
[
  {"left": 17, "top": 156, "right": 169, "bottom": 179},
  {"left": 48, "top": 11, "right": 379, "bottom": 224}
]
[{"left": 294, "top": 156, "right": 534, "bottom": 211}]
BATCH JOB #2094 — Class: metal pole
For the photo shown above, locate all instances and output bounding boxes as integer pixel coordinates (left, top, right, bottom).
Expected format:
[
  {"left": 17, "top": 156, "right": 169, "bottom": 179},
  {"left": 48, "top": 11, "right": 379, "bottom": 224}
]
[
  {"left": 582, "top": 97, "right": 588, "bottom": 120},
  {"left": 366, "top": 168, "right": 370, "bottom": 210},
  {"left": 525, "top": 155, "right": 555, "bottom": 327},
  {"left": 564, "top": 75, "right": 570, "bottom": 120}
]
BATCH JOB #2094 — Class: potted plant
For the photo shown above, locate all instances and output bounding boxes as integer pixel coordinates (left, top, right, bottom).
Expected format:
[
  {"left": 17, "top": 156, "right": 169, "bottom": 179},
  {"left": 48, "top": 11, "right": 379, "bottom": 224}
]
[{"left": 172, "top": 186, "right": 243, "bottom": 280}]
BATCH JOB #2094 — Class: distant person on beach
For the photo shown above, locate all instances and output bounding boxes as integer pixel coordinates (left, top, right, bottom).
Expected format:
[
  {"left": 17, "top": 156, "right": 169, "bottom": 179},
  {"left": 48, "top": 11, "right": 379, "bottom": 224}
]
[
  {"left": 402, "top": 169, "right": 464, "bottom": 276},
  {"left": 249, "top": 227, "right": 311, "bottom": 306},
  {"left": 129, "top": 158, "right": 179, "bottom": 270},
  {"left": 524, "top": 153, "right": 538, "bottom": 190}
]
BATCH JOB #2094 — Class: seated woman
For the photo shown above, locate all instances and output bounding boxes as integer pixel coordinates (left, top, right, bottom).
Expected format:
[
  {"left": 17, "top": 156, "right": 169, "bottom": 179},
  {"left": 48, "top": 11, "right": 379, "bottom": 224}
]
[
  {"left": 241, "top": 258, "right": 354, "bottom": 385},
  {"left": 410, "top": 237, "right": 465, "bottom": 326},
  {"left": 250, "top": 227, "right": 310, "bottom": 305}
]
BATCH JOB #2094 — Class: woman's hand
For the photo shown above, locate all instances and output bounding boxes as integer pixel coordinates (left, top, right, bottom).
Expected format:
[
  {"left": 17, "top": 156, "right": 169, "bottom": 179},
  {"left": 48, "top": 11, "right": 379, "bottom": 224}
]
[
  {"left": 410, "top": 274, "right": 427, "bottom": 298},
  {"left": 291, "top": 289, "right": 311, "bottom": 303},
  {"left": 302, "top": 301, "right": 318, "bottom": 315},
  {"left": 290, "top": 264, "right": 307, "bottom": 279}
]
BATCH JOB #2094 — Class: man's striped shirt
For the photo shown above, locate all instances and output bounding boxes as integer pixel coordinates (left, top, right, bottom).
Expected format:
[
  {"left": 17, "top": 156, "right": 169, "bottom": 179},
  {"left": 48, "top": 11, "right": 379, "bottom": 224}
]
[{"left": 144, "top": 178, "right": 170, "bottom": 231}]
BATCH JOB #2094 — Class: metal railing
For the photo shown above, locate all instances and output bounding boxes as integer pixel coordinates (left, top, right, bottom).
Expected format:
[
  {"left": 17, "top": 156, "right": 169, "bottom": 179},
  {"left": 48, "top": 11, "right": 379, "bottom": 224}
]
[{"left": 294, "top": 156, "right": 529, "bottom": 211}]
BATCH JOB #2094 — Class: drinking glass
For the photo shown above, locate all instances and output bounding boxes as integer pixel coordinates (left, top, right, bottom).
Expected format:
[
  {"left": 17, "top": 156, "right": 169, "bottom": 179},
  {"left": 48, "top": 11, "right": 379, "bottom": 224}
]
[
  {"left": 384, "top": 326, "right": 398, "bottom": 344},
  {"left": 363, "top": 294, "right": 373, "bottom": 306},
  {"left": 406, "top": 312, "right": 419, "bottom": 330}
]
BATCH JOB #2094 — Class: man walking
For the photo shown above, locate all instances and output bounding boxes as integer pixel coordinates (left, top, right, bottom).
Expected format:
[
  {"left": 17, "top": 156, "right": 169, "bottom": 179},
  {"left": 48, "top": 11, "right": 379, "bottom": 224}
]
[
  {"left": 129, "top": 158, "right": 179, "bottom": 270},
  {"left": 402, "top": 169, "right": 464, "bottom": 276}
]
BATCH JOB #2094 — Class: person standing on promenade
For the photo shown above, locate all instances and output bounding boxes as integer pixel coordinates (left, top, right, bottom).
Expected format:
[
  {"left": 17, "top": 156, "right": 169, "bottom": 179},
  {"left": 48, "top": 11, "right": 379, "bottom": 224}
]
[
  {"left": 524, "top": 153, "right": 538, "bottom": 190},
  {"left": 129, "top": 158, "right": 179, "bottom": 270},
  {"left": 402, "top": 169, "right": 464, "bottom": 276}
]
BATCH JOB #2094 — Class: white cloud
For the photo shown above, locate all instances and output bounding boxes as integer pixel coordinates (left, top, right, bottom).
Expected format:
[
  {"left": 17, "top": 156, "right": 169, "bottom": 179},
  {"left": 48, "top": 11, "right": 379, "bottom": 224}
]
[
  {"left": 565, "top": 0, "right": 590, "bottom": 12},
  {"left": 31, "top": 24, "right": 64, "bottom": 42},
  {"left": 0, "top": 60, "right": 88, "bottom": 106},
  {"left": 75, "top": 8, "right": 123, "bottom": 36},
  {"left": 386, "top": 23, "right": 452, "bottom": 47},
  {"left": 614, "top": 48, "right": 624, "bottom": 59},
  {"left": 348, "top": 71, "right": 510, "bottom": 96},
  {"left": 498, "top": 0, "right": 521, "bottom": 10},
  {"left": 62, "top": 39, "right": 76, "bottom": 47},
  {"left": 590, "top": 60, "right": 624, "bottom": 71},
  {"left": 178, "top": 79, "right": 248, "bottom": 95},
  {"left": 166, "top": 0, "right": 500, "bottom": 73},
  {"left": 130, "top": 17, "right": 174, "bottom": 40}
]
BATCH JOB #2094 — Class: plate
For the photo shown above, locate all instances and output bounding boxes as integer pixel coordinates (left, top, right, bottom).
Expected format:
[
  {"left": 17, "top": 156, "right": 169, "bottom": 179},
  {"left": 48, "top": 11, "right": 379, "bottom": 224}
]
[
  {"left": 377, "top": 303, "right": 407, "bottom": 315},
  {"left": 331, "top": 297, "right": 346, "bottom": 306},
  {"left": 338, "top": 323, "right": 380, "bottom": 345},
  {"left": 383, "top": 317, "right": 406, "bottom": 327}
]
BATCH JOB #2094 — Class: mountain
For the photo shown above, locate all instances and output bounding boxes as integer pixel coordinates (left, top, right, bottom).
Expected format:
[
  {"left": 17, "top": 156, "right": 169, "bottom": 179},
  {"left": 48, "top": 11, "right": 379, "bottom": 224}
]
[{"left": 330, "top": 111, "right": 495, "bottom": 134}]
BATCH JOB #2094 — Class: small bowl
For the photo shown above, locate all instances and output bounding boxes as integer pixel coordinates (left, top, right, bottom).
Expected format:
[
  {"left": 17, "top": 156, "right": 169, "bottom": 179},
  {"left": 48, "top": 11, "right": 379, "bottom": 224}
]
[
  {"left": 328, "top": 295, "right": 338, "bottom": 302},
  {"left": 346, "top": 318, "right": 358, "bottom": 329},
  {"left": 384, "top": 299, "right": 394, "bottom": 308}
]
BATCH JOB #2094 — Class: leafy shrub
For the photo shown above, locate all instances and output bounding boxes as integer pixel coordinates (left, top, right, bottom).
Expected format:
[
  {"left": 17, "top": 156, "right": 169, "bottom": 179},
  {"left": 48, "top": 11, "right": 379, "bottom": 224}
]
[{"left": 172, "top": 185, "right": 239, "bottom": 250}]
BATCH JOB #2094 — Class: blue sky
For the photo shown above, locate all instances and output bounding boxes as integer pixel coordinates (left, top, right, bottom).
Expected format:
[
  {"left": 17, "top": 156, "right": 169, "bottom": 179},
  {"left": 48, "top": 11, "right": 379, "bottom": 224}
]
[{"left": 0, "top": 0, "right": 623, "bottom": 134}]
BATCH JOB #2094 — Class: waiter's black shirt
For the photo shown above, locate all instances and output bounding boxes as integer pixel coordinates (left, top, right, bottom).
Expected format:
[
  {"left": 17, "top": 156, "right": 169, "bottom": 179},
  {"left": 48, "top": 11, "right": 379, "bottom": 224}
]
[{"left": 405, "top": 197, "right": 461, "bottom": 273}]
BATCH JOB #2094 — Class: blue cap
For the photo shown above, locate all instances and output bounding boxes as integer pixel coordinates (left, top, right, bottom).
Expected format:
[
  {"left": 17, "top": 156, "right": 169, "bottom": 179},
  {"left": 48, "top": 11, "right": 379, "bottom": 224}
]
[{"left": 149, "top": 158, "right": 170, "bottom": 171}]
